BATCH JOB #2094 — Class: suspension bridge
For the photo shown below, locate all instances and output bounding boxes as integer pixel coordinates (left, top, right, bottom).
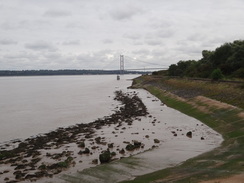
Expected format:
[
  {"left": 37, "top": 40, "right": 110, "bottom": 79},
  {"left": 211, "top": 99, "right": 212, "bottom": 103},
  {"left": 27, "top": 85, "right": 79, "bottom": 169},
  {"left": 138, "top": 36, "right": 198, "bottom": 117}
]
[{"left": 118, "top": 55, "right": 168, "bottom": 74}]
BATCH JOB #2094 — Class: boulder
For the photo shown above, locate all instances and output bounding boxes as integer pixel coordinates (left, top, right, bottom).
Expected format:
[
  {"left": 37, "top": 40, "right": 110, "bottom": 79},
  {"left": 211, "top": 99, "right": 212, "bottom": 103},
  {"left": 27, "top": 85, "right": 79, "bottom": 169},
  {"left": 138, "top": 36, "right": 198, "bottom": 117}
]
[
  {"left": 154, "top": 139, "right": 160, "bottom": 143},
  {"left": 92, "top": 159, "right": 98, "bottom": 164},
  {"left": 186, "top": 131, "right": 192, "bottom": 138},
  {"left": 108, "top": 143, "right": 114, "bottom": 148},
  {"left": 78, "top": 141, "right": 85, "bottom": 148},
  {"left": 119, "top": 148, "right": 125, "bottom": 154},
  {"left": 99, "top": 150, "right": 111, "bottom": 163},
  {"left": 133, "top": 141, "right": 142, "bottom": 148},
  {"left": 125, "top": 144, "right": 135, "bottom": 151},
  {"left": 78, "top": 148, "right": 90, "bottom": 155}
]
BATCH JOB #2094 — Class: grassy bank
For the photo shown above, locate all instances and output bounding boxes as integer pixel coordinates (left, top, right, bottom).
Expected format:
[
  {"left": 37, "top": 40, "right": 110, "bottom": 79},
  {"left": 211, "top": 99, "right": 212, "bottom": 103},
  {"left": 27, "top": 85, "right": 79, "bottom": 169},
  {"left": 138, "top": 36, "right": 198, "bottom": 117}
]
[{"left": 121, "top": 75, "right": 244, "bottom": 183}]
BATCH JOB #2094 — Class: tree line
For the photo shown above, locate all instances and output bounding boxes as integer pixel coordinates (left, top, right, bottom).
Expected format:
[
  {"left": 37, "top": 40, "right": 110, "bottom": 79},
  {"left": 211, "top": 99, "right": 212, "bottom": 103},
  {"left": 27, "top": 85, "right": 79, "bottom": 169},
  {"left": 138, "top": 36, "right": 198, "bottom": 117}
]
[
  {"left": 0, "top": 69, "right": 147, "bottom": 76},
  {"left": 166, "top": 40, "right": 244, "bottom": 79}
]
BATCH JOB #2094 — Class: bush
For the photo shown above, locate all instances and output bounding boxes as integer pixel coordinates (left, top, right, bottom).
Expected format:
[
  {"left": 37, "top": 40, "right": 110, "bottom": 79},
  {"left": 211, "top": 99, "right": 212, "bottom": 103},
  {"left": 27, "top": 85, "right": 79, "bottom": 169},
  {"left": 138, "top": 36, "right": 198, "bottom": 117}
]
[{"left": 211, "top": 68, "right": 224, "bottom": 81}]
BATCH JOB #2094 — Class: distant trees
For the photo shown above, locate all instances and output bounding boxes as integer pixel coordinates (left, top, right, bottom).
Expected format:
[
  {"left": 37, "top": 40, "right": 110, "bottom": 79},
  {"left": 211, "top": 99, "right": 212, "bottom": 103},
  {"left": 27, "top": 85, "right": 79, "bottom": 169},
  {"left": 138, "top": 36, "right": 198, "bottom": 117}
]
[
  {"left": 167, "top": 40, "right": 244, "bottom": 79},
  {"left": 0, "top": 70, "right": 147, "bottom": 76}
]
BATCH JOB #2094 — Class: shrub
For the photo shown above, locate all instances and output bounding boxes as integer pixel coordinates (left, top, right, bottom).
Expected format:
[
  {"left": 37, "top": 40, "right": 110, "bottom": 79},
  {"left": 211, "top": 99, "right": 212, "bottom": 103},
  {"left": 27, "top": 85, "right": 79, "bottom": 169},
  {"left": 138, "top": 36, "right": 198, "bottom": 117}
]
[{"left": 211, "top": 68, "right": 224, "bottom": 81}]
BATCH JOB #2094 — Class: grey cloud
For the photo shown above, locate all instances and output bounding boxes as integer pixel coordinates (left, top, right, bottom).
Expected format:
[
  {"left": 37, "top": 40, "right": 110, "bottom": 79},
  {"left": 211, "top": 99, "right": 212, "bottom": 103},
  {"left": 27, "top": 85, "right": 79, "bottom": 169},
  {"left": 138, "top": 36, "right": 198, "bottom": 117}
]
[
  {"left": 132, "top": 49, "right": 150, "bottom": 55},
  {"left": 76, "top": 50, "right": 120, "bottom": 70},
  {"left": 3, "top": 52, "right": 37, "bottom": 60},
  {"left": 156, "top": 29, "right": 174, "bottom": 39},
  {"left": 145, "top": 28, "right": 174, "bottom": 40},
  {"left": 187, "top": 33, "right": 206, "bottom": 42},
  {"left": 0, "top": 39, "right": 17, "bottom": 45},
  {"left": 102, "top": 39, "right": 113, "bottom": 44},
  {"left": 175, "top": 42, "right": 202, "bottom": 58},
  {"left": 1, "top": 0, "right": 244, "bottom": 70},
  {"left": 0, "top": 20, "right": 51, "bottom": 31},
  {"left": 62, "top": 40, "right": 80, "bottom": 45},
  {"left": 123, "top": 33, "right": 141, "bottom": 40},
  {"left": 0, "top": 22, "right": 17, "bottom": 30},
  {"left": 65, "top": 22, "right": 86, "bottom": 29},
  {"left": 145, "top": 39, "right": 162, "bottom": 46},
  {"left": 43, "top": 53, "right": 62, "bottom": 59},
  {"left": 2, "top": 52, "right": 39, "bottom": 70},
  {"left": 43, "top": 9, "right": 72, "bottom": 17},
  {"left": 0, "top": 21, "right": 30, "bottom": 30},
  {"left": 148, "top": 18, "right": 173, "bottom": 29},
  {"left": 25, "top": 41, "right": 57, "bottom": 51},
  {"left": 132, "top": 41, "right": 144, "bottom": 46},
  {"left": 109, "top": 5, "right": 143, "bottom": 21}
]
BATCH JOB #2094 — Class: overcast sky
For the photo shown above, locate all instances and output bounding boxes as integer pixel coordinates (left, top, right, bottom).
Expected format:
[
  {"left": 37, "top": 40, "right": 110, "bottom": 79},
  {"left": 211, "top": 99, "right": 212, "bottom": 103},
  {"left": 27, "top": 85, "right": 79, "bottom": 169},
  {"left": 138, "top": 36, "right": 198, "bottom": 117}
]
[{"left": 0, "top": 0, "right": 244, "bottom": 70}]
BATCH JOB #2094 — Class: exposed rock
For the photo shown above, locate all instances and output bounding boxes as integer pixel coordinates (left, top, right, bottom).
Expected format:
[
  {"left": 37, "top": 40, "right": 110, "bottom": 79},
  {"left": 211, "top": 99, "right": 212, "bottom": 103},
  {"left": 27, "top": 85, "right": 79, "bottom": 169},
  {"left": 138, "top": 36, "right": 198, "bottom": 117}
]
[
  {"left": 99, "top": 150, "right": 111, "bottom": 163},
  {"left": 14, "top": 164, "right": 27, "bottom": 170},
  {"left": 154, "top": 139, "right": 160, "bottom": 143},
  {"left": 133, "top": 140, "right": 142, "bottom": 148},
  {"left": 125, "top": 141, "right": 142, "bottom": 151},
  {"left": 14, "top": 170, "right": 26, "bottom": 180},
  {"left": 125, "top": 144, "right": 135, "bottom": 151},
  {"left": 78, "top": 141, "right": 85, "bottom": 148},
  {"left": 111, "top": 152, "right": 116, "bottom": 156},
  {"left": 84, "top": 134, "right": 93, "bottom": 139},
  {"left": 186, "top": 131, "right": 192, "bottom": 138},
  {"left": 0, "top": 90, "right": 150, "bottom": 182},
  {"left": 92, "top": 159, "right": 98, "bottom": 164},
  {"left": 108, "top": 143, "right": 114, "bottom": 148},
  {"left": 78, "top": 148, "right": 90, "bottom": 155},
  {"left": 119, "top": 149, "right": 125, "bottom": 154},
  {"left": 38, "top": 164, "right": 47, "bottom": 170},
  {"left": 4, "top": 177, "right": 9, "bottom": 181}
]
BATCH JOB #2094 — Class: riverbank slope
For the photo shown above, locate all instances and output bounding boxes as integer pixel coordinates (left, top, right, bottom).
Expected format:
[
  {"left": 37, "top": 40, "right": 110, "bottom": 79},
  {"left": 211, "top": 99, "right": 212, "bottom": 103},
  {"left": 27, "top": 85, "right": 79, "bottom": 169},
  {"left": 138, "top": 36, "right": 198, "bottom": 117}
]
[{"left": 122, "top": 75, "right": 244, "bottom": 183}]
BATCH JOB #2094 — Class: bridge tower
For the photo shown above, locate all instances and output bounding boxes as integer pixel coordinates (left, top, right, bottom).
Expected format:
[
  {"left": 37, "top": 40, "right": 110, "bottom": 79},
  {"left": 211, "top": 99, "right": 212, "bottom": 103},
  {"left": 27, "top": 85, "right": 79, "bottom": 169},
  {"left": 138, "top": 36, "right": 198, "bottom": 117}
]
[{"left": 120, "top": 55, "right": 124, "bottom": 74}]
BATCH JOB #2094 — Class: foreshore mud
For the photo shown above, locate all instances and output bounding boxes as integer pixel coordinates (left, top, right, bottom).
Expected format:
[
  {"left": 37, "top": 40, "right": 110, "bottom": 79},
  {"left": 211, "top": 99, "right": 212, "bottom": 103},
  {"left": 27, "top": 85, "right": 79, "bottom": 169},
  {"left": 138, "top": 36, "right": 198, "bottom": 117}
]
[
  {"left": 122, "top": 75, "right": 244, "bottom": 183},
  {"left": 0, "top": 90, "right": 149, "bottom": 183}
]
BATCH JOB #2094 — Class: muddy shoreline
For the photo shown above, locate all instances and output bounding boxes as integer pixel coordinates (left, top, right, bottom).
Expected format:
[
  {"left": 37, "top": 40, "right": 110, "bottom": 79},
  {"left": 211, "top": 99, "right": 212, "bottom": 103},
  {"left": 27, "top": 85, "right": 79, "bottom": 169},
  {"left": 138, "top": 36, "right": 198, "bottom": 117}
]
[
  {"left": 122, "top": 75, "right": 243, "bottom": 183},
  {"left": 0, "top": 90, "right": 150, "bottom": 183}
]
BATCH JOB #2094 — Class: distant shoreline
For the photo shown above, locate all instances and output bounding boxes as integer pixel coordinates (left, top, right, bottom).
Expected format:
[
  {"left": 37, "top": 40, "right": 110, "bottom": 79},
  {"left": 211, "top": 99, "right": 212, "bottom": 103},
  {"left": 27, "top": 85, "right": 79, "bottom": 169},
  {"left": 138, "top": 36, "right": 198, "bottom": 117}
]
[{"left": 0, "top": 70, "right": 149, "bottom": 77}]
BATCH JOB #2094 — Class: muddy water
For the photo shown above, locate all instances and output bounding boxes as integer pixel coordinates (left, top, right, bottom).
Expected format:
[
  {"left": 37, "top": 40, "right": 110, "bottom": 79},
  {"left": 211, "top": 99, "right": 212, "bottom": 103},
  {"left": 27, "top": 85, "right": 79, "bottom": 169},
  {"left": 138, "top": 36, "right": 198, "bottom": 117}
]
[{"left": 0, "top": 75, "right": 135, "bottom": 143}]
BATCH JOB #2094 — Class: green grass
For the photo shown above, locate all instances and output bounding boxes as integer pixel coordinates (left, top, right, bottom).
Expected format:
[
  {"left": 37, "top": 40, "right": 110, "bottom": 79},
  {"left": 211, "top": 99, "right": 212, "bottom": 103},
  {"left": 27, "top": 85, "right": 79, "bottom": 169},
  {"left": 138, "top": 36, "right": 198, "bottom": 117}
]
[{"left": 120, "top": 76, "right": 244, "bottom": 183}]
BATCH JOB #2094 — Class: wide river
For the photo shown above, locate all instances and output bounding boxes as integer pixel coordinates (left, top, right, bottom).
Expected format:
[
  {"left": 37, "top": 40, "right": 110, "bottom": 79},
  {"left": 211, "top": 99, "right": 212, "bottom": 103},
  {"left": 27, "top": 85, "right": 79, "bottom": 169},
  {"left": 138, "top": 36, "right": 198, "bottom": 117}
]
[{"left": 0, "top": 75, "right": 136, "bottom": 143}]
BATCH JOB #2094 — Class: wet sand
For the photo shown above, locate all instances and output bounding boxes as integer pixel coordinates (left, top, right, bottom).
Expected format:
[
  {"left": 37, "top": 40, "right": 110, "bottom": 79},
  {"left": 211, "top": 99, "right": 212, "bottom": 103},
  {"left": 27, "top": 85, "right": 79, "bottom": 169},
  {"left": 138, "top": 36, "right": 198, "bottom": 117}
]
[{"left": 59, "top": 89, "right": 223, "bottom": 183}]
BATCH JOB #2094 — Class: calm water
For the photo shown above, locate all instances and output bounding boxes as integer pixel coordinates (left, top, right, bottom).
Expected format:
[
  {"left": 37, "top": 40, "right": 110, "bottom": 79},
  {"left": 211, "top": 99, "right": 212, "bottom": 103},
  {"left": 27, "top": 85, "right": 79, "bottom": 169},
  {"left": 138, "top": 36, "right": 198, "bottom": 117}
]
[{"left": 0, "top": 75, "right": 138, "bottom": 143}]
